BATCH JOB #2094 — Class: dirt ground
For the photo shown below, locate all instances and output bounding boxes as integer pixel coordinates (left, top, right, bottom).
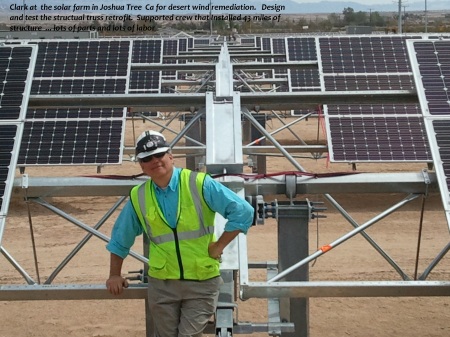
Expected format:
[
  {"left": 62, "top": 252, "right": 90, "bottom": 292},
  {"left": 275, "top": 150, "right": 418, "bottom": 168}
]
[{"left": 1, "top": 116, "right": 449, "bottom": 337}]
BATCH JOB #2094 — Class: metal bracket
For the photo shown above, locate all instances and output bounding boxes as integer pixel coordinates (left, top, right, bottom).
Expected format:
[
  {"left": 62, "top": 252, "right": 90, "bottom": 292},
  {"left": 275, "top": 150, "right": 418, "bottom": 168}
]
[
  {"left": 421, "top": 169, "right": 431, "bottom": 197},
  {"left": 421, "top": 169, "right": 431, "bottom": 185},
  {"left": 285, "top": 174, "right": 297, "bottom": 202},
  {"left": 21, "top": 174, "right": 29, "bottom": 189},
  {"left": 256, "top": 197, "right": 266, "bottom": 222}
]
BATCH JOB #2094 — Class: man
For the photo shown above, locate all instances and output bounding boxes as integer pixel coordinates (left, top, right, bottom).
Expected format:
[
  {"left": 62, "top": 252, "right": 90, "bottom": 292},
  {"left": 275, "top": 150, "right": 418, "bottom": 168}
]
[{"left": 106, "top": 130, "right": 254, "bottom": 337}]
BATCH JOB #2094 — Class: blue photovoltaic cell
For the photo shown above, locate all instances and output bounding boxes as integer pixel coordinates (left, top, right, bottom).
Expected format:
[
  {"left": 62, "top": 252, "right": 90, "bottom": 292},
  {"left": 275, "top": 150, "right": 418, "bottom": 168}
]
[
  {"left": 0, "top": 46, "right": 33, "bottom": 120},
  {"left": 18, "top": 119, "right": 124, "bottom": 165}
]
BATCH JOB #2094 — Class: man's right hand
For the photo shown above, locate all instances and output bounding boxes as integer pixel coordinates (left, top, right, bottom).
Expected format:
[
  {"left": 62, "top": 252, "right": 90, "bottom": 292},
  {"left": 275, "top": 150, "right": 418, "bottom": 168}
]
[{"left": 106, "top": 275, "right": 129, "bottom": 295}]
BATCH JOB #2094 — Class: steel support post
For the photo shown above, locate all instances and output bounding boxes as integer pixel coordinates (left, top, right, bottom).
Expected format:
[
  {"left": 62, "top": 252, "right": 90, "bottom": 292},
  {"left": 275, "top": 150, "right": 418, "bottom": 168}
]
[
  {"left": 214, "top": 270, "right": 236, "bottom": 336},
  {"left": 245, "top": 113, "right": 267, "bottom": 174},
  {"left": 180, "top": 113, "right": 206, "bottom": 171},
  {"left": 277, "top": 201, "right": 311, "bottom": 337}
]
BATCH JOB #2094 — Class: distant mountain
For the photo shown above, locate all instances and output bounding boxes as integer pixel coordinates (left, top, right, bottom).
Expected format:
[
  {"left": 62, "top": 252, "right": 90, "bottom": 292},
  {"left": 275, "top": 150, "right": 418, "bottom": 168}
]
[{"left": 0, "top": 0, "right": 448, "bottom": 14}]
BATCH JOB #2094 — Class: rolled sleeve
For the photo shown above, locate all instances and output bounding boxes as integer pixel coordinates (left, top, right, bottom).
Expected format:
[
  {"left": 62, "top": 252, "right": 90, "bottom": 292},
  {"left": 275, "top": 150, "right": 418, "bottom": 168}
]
[
  {"left": 203, "top": 176, "right": 254, "bottom": 234},
  {"left": 106, "top": 200, "right": 143, "bottom": 259}
]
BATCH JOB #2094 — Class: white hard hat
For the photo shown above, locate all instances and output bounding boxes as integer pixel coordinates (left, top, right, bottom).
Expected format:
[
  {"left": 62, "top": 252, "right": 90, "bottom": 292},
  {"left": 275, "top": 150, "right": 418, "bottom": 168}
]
[{"left": 135, "top": 130, "right": 170, "bottom": 159}]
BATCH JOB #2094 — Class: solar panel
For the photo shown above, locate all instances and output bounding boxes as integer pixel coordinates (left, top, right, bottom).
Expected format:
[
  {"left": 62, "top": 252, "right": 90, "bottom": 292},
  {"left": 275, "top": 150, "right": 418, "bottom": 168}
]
[
  {"left": 260, "top": 37, "right": 272, "bottom": 63},
  {"left": 290, "top": 69, "right": 321, "bottom": 90},
  {"left": 0, "top": 124, "right": 20, "bottom": 215},
  {"left": 408, "top": 39, "right": 450, "bottom": 228},
  {"left": 326, "top": 115, "right": 431, "bottom": 162},
  {"left": 287, "top": 37, "right": 317, "bottom": 61},
  {"left": 241, "top": 38, "right": 255, "bottom": 45},
  {"left": 319, "top": 36, "right": 415, "bottom": 73},
  {"left": 162, "top": 40, "right": 177, "bottom": 80},
  {"left": 433, "top": 120, "right": 450, "bottom": 190},
  {"left": 18, "top": 119, "right": 125, "bottom": 165},
  {"left": 26, "top": 108, "right": 125, "bottom": 119},
  {"left": 320, "top": 36, "right": 429, "bottom": 163},
  {"left": 194, "top": 39, "right": 210, "bottom": 47},
  {"left": 0, "top": 45, "right": 36, "bottom": 245},
  {"left": 31, "top": 78, "right": 127, "bottom": 94},
  {"left": 326, "top": 103, "right": 431, "bottom": 162},
  {"left": 178, "top": 38, "right": 188, "bottom": 52},
  {"left": 1, "top": 124, "right": 22, "bottom": 245},
  {"left": 272, "top": 38, "right": 286, "bottom": 63},
  {"left": 163, "top": 39, "right": 178, "bottom": 56},
  {"left": 0, "top": 46, "right": 35, "bottom": 120},
  {"left": 323, "top": 74, "right": 415, "bottom": 91},
  {"left": 131, "top": 39, "right": 162, "bottom": 63},
  {"left": 256, "top": 36, "right": 261, "bottom": 49},
  {"left": 129, "top": 70, "right": 161, "bottom": 93},
  {"left": 34, "top": 41, "right": 129, "bottom": 77},
  {"left": 31, "top": 40, "right": 131, "bottom": 95},
  {"left": 9, "top": 39, "right": 131, "bottom": 167}
]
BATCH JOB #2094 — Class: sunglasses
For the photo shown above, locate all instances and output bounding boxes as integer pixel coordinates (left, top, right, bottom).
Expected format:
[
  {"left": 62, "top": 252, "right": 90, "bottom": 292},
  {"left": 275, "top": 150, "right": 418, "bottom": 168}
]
[{"left": 139, "top": 151, "right": 168, "bottom": 163}]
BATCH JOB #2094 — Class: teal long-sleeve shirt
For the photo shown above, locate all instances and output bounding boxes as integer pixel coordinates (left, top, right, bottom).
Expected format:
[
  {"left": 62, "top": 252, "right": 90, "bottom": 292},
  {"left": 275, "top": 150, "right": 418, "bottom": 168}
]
[{"left": 106, "top": 167, "right": 254, "bottom": 259}]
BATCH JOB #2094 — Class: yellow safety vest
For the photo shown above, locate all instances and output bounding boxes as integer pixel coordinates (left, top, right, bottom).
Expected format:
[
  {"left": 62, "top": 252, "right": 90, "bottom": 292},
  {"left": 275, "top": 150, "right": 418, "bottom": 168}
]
[{"left": 130, "top": 169, "right": 220, "bottom": 280}]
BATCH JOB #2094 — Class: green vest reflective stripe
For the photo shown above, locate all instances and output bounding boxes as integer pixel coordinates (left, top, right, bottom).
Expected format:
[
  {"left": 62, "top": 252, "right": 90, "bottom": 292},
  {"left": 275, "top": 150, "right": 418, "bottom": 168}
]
[{"left": 130, "top": 169, "right": 220, "bottom": 280}]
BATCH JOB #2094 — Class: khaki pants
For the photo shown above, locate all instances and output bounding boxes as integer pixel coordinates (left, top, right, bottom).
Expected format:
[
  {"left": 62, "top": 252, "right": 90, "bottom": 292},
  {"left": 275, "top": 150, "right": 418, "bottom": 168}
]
[{"left": 147, "top": 276, "right": 223, "bottom": 337}]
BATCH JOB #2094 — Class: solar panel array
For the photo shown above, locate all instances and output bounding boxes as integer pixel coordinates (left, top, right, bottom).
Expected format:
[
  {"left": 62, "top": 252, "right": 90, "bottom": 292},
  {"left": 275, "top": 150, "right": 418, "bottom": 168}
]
[
  {"left": 408, "top": 39, "right": 450, "bottom": 228},
  {"left": 10, "top": 36, "right": 215, "bottom": 167},
  {"left": 0, "top": 45, "right": 36, "bottom": 242},
  {"left": 130, "top": 38, "right": 162, "bottom": 94},
  {"left": 17, "top": 39, "right": 132, "bottom": 166},
  {"left": 32, "top": 40, "right": 131, "bottom": 94},
  {"left": 2, "top": 34, "right": 450, "bottom": 229},
  {"left": 320, "top": 36, "right": 432, "bottom": 162},
  {"left": 285, "top": 37, "right": 320, "bottom": 94}
]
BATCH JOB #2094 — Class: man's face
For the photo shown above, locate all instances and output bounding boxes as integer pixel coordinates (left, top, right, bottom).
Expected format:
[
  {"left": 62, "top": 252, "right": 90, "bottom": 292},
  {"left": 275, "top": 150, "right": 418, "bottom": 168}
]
[{"left": 139, "top": 151, "right": 174, "bottom": 180}]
